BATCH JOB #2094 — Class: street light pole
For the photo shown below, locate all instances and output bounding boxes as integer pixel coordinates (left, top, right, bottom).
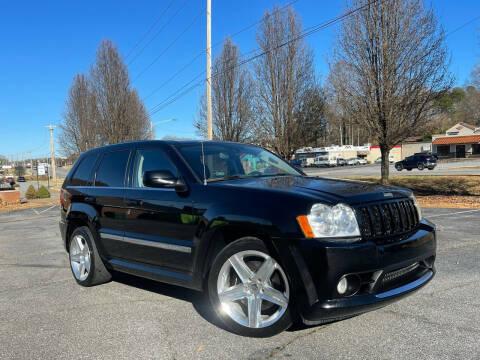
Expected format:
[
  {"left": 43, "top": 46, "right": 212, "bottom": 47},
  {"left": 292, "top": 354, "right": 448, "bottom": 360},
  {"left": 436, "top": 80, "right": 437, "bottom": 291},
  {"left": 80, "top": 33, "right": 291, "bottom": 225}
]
[
  {"left": 150, "top": 119, "right": 177, "bottom": 140},
  {"left": 206, "top": 0, "right": 213, "bottom": 140},
  {"left": 45, "top": 124, "right": 56, "bottom": 186}
]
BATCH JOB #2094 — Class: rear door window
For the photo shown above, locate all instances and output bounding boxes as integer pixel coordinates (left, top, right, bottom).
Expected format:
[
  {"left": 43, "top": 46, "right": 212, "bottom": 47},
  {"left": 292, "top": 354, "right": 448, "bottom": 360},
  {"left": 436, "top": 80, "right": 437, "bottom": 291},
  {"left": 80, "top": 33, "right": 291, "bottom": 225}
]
[
  {"left": 69, "top": 154, "right": 98, "bottom": 186},
  {"left": 95, "top": 150, "right": 130, "bottom": 187}
]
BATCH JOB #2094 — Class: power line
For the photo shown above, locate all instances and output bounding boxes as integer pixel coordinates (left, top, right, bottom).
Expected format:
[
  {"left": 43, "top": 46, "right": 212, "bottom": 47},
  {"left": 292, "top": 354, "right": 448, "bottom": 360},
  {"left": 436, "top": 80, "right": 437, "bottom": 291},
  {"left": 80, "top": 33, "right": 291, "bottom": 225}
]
[
  {"left": 143, "top": 52, "right": 203, "bottom": 101},
  {"left": 446, "top": 15, "right": 480, "bottom": 37},
  {"left": 149, "top": 0, "right": 383, "bottom": 116},
  {"left": 148, "top": 1, "right": 477, "bottom": 117},
  {"left": 215, "top": 0, "right": 301, "bottom": 49},
  {"left": 125, "top": 0, "right": 176, "bottom": 60},
  {"left": 128, "top": 0, "right": 191, "bottom": 67},
  {"left": 142, "top": 0, "right": 300, "bottom": 102},
  {"left": 132, "top": 5, "right": 205, "bottom": 83},
  {"left": 149, "top": 71, "right": 204, "bottom": 114}
]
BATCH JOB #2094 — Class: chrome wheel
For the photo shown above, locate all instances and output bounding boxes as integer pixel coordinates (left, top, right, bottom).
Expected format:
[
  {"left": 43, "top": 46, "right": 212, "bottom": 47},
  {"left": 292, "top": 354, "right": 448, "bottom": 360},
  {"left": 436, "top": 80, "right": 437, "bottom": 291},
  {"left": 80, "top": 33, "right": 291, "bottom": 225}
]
[
  {"left": 69, "top": 235, "right": 91, "bottom": 281},
  {"left": 217, "top": 250, "right": 290, "bottom": 329}
]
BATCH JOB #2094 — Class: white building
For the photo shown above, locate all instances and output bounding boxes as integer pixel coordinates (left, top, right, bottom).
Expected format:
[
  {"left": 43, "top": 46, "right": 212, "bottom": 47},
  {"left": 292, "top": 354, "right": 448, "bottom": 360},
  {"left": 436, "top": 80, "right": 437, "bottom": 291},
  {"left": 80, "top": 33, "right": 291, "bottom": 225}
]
[{"left": 295, "top": 145, "right": 370, "bottom": 165}]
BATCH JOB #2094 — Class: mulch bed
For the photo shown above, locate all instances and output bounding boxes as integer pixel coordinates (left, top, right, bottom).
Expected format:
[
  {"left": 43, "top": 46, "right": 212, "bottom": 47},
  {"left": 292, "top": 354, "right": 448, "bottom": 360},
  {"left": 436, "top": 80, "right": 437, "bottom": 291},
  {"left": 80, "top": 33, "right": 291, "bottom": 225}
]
[{"left": 417, "top": 195, "right": 480, "bottom": 209}]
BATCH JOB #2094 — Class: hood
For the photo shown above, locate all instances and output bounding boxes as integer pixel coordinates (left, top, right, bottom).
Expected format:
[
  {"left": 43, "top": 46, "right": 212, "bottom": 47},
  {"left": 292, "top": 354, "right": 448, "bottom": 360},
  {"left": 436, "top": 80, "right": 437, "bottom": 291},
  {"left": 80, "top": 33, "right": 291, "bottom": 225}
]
[{"left": 211, "top": 175, "right": 412, "bottom": 204}]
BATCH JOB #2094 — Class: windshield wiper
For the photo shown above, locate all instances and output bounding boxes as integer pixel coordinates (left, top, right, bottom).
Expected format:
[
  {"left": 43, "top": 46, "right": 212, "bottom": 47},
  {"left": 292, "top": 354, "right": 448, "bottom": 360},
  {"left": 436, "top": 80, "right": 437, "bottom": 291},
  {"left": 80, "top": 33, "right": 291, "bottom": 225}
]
[
  {"left": 206, "top": 175, "right": 248, "bottom": 183},
  {"left": 206, "top": 173, "right": 299, "bottom": 183},
  {"left": 253, "top": 173, "right": 297, "bottom": 177}
]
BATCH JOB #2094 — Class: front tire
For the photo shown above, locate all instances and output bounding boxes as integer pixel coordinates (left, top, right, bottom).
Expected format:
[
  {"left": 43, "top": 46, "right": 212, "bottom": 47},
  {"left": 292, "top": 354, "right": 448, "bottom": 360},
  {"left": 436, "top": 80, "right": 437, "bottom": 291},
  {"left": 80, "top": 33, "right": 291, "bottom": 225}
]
[
  {"left": 68, "top": 226, "right": 112, "bottom": 286},
  {"left": 208, "top": 237, "right": 294, "bottom": 337},
  {"left": 396, "top": 164, "right": 403, "bottom": 171},
  {"left": 417, "top": 163, "right": 425, "bottom": 170}
]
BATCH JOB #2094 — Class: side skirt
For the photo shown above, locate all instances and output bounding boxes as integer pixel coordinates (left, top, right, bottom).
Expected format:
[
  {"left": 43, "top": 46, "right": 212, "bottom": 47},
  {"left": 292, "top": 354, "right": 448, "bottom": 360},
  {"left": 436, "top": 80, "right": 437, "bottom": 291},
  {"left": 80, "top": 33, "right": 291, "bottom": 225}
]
[{"left": 107, "top": 258, "right": 201, "bottom": 291}]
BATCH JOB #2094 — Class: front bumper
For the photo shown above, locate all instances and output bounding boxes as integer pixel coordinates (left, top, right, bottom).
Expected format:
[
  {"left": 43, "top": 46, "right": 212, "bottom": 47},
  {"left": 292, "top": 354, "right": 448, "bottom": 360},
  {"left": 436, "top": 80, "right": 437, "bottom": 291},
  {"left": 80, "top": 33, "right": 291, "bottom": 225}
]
[
  {"left": 289, "top": 219, "right": 436, "bottom": 325},
  {"left": 301, "top": 268, "right": 434, "bottom": 325}
]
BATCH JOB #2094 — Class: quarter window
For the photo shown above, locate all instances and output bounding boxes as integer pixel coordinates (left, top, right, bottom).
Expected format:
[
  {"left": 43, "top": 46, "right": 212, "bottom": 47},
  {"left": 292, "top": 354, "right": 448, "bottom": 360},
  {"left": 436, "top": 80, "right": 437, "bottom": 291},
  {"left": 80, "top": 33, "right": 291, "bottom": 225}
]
[
  {"left": 95, "top": 150, "right": 130, "bottom": 187},
  {"left": 133, "top": 149, "right": 178, "bottom": 188},
  {"left": 69, "top": 154, "right": 98, "bottom": 186}
]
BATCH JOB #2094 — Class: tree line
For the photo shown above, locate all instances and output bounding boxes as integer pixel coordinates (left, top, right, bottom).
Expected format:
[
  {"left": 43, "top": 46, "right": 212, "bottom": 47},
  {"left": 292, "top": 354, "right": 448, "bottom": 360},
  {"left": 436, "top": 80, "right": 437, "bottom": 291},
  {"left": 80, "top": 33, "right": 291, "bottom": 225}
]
[
  {"left": 195, "top": 0, "right": 454, "bottom": 183},
  {"left": 60, "top": 0, "right": 462, "bottom": 184}
]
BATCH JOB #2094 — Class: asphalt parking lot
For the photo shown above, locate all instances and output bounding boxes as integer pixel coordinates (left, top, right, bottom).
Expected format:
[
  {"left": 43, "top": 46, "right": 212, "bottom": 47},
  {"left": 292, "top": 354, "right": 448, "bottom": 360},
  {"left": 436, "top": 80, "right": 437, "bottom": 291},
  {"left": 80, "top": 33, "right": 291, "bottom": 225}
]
[{"left": 1, "top": 206, "right": 479, "bottom": 359}]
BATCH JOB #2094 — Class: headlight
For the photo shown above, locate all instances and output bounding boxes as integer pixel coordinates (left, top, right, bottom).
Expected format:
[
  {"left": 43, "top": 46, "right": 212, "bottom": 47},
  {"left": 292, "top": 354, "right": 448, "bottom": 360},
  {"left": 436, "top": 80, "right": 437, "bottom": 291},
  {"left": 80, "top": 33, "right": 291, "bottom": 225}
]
[
  {"left": 411, "top": 195, "right": 422, "bottom": 220},
  {"left": 297, "top": 203, "right": 361, "bottom": 240}
]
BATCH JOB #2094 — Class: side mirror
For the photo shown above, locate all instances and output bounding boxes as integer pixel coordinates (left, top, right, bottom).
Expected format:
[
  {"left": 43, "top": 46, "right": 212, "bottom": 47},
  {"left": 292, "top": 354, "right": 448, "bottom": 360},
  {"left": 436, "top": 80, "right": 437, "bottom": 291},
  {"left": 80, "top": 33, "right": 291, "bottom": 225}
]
[{"left": 143, "top": 170, "right": 186, "bottom": 191}]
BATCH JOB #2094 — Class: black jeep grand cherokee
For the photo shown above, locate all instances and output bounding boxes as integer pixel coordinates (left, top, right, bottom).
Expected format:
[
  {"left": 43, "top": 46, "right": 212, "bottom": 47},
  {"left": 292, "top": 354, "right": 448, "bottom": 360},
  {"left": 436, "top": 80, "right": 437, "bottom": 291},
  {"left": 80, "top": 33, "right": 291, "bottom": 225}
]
[{"left": 60, "top": 141, "right": 436, "bottom": 337}]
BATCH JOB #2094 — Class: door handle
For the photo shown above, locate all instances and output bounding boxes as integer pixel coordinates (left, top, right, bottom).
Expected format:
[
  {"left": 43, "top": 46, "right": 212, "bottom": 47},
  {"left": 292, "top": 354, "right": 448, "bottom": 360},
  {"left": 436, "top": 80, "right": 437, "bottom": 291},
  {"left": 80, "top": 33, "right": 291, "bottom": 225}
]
[
  {"left": 126, "top": 199, "right": 142, "bottom": 207},
  {"left": 84, "top": 196, "right": 96, "bottom": 204}
]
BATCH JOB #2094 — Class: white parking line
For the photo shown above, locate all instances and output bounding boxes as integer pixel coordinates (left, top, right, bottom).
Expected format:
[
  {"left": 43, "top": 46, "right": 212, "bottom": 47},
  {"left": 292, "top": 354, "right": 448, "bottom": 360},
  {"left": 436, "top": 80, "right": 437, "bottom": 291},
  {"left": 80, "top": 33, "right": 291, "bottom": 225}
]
[
  {"left": 426, "top": 209, "right": 480, "bottom": 218},
  {"left": 36, "top": 205, "right": 58, "bottom": 214}
]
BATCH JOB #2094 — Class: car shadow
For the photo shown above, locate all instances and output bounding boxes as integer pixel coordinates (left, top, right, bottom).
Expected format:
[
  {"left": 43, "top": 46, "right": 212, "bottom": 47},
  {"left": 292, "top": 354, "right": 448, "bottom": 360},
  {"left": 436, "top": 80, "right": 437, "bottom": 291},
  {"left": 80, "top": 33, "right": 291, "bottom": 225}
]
[
  {"left": 111, "top": 272, "right": 228, "bottom": 331},
  {"left": 111, "top": 271, "right": 326, "bottom": 335}
]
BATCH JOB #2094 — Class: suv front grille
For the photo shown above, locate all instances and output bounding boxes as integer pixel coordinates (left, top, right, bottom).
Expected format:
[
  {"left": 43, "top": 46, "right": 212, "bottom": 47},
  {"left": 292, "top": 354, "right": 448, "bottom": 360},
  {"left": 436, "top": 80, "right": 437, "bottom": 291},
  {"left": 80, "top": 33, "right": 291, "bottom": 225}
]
[{"left": 356, "top": 199, "right": 419, "bottom": 244}]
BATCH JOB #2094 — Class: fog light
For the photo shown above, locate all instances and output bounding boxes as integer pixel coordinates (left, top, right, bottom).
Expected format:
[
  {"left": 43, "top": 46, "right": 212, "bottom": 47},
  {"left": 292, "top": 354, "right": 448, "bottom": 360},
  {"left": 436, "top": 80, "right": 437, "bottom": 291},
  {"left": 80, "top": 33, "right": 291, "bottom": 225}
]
[
  {"left": 337, "top": 274, "right": 362, "bottom": 297},
  {"left": 337, "top": 277, "right": 348, "bottom": 295}
]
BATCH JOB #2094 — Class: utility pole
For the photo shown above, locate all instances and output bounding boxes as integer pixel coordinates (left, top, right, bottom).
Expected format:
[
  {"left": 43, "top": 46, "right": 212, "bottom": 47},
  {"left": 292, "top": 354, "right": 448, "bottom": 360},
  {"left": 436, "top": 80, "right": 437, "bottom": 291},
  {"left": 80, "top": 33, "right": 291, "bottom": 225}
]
[
  {"left": 29, "top": 150, "right": 32, "bottom": 172},
  {"left": 206, "top": 0, "right": 213, "bottom": 140},
  {"left": 45, "top": 124, "right": 56, "bottom": 186}
]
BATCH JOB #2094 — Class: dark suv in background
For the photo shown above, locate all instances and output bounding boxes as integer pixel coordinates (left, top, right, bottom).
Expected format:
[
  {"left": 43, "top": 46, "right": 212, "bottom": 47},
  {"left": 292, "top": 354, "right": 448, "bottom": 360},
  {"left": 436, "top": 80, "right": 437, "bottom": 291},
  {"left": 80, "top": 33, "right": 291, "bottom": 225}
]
[
  {"left": 395, "top": 153, "right": 437, "bottom": 171},
  {"left": 60, "top": 140, "right": 436, "bottom": 337}
]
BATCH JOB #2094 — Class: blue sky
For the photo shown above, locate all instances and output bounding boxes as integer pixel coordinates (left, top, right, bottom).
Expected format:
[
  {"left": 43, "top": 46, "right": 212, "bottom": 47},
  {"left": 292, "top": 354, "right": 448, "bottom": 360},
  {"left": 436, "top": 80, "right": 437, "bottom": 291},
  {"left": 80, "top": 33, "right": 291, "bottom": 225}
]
[{"left": 0, "top": 0, "right": 479, "bottom": 158}]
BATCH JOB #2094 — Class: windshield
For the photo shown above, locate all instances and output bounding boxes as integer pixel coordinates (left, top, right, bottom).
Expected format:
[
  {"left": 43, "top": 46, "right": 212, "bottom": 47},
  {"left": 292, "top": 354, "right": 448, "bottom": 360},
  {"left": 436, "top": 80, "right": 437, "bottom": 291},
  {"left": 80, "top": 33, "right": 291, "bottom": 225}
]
[{"left": 175, "top": 142, "right": 301, "bottom": 182}]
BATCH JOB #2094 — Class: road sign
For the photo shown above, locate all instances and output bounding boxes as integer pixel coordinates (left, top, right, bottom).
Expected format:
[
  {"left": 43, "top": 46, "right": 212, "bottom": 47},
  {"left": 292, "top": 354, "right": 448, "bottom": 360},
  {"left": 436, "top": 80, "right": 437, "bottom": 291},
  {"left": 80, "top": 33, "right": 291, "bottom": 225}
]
[{"left": 38, "top": 164, "right": 46, "bottom": 176}]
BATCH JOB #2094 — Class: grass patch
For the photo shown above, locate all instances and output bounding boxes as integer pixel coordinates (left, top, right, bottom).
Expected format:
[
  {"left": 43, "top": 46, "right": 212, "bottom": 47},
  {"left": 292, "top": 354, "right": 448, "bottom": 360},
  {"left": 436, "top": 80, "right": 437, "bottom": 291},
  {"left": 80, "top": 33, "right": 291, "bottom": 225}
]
[{"left": 348, "top": 175, "right": 480, "bottom": 196}]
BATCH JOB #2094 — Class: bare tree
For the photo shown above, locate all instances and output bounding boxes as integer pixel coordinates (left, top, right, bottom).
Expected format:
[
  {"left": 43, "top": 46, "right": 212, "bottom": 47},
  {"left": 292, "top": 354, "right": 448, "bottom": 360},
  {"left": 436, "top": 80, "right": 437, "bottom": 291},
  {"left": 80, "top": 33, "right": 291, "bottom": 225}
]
[
  {"left": 90, "top": 40, "right": 150, "bottom": 144},
  {"left": 59, "top": 74, "right": 98, "bottom": 157},
  {"left": 326, "top": 60, "right": 356, "bottom": 146},
  {"left": 295, "top": 84, "right": 328, "bottom": 147},
  {"left": 455, "top": 86, "right": 480, "bottom": 125},
  {"left": 454, "top": 64, "right": 480, "bottom": 125},
  {"left": 254, "top": 6, "right": 315, "bottom": 159},
  {"left": 195, "top": 38, "right": 255, "bottom": 142},
  {"left": 330, "top": 0, "right": 451, "bottom": 183},
  {"left": 59, "top": 40, "right": 150, "bottom": 157}
]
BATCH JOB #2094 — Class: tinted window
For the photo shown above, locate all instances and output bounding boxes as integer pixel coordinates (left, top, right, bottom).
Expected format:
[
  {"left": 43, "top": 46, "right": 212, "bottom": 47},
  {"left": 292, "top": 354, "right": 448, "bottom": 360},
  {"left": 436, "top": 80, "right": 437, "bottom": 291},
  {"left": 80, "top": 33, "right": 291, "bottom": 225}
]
[
  {"left": 175, "top": 142, "right": 300, "bottom": 182},
  {"left": 95, "top": 150, "right": 130, "bottom": 187},
  {"left": 133, "top": 149, "right": 178, "bottom": 187},
  {"left": 69, "top": 154, "right": 98, "bottom": 186}
]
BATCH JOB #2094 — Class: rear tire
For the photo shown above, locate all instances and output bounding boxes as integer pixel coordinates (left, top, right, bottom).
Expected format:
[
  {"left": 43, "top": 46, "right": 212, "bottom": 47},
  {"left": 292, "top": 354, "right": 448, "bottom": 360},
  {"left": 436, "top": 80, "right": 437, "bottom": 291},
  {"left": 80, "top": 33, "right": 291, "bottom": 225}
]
[
  {"left": 208, "top": 237, "right": 294, "bottom": 337},
  {"left": 68, "top": 226, "right": 111, "bottom": 287},
  {"left": 417, "top": 163, "right": 425, "bottom": 170}
]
